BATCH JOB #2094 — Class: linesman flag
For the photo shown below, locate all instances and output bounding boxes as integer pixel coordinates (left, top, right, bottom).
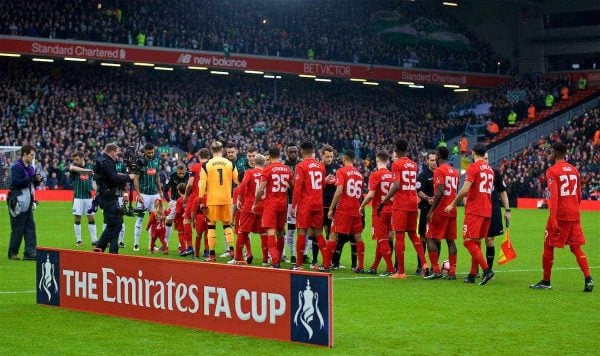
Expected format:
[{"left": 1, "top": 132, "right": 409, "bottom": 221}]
[{"left": 498, "top": 221, "right": 517, "bottom": 265}]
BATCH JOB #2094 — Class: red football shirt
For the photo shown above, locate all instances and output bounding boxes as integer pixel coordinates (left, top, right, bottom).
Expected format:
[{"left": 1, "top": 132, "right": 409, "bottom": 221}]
[
  {"left": 188, "top": 162, "right": 202, "bottom": 197},
  {"left": 546, "top": 161, "right": 581, "bottom": 221},
  {"left": 465, "top": 159, "right": 494, "bottom": 217},
  {"left": 261, "top": 162, "right": 292, "bottom": 210},
  {"left": 391, "top": 157, "right": 418, "bottom": 211},
  {"left": 433, "top": 163, "right": 459, "bottom": 217},
  {"left": 335, "top": 165, "right": 363, "bottom": 217},
  {"left": 238, "top": 168, "right": 265, "bottom": 213},
  {"left": 369, "top": 168, "right": 393, "bottom": 214},
  {"left": 292, "top": 158, "right": 325, "bottom": 210}
]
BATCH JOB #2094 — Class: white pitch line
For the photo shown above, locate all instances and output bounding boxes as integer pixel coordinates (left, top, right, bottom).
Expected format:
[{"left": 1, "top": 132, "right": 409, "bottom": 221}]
[
  {"left": 334, "top": 266, "right": 600, "bottom": 280},
  {"left": 0, "top": 290, "right": 36, "bottom": 294}
]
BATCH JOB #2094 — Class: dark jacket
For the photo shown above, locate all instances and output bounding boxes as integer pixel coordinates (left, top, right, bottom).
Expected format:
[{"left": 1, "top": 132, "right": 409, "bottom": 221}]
[{"left": 95, "top": 153, "right": 131, "bottom": 197}]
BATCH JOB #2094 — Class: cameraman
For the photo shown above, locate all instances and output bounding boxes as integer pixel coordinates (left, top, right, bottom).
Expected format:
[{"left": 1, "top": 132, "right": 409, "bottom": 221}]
[
  {"left": 94, "top": 143, "right": 135, "bottom": 254},
  {"left": 8, "top": 145, "right": 42, "bottom": 260}
]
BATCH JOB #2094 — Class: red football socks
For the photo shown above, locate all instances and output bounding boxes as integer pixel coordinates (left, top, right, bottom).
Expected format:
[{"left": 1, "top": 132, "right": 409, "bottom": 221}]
[
  {"left": 542, "top": 244, "right": 554, "bottom": 280},
  {"left": 464, "top": 239, "right": 488, "bottom": 272},
  {"left": 371, "top": 239, "right": 382, "bottom": 270},
  {"left": 379, "top": 240, "right": 394, "bottom": 273},
  {"left": 244, "top": 235, "right": 252, "bottom": 259},
  {"left": 570, "top": 245, "right": 591, "bottom": 278},
  {"left": 324, "top": 240, "right": 337, "bottom": 268},
  {"left": 260, "top": 234, "right": 268, "bottom": 263},
  {"left": 276, "top": 236, "right": 284, "bottom": 261},
  {"left": 267, "top": 235, "right": 279, "bottom": 264},
  {"left": 395, "top": 234, "right": 406, "bottom": 274},
  {"left": 183, "top": 223, "right": 192, "bottom": 250},
  {"left": 449, "top": 254, "right": 457, "bottom": 275},
  {"left": 356, "top": 240, "right": 365, "bottom": 269},
  {"left": 429, "top": 250, "right": 440, "bottom": 273},
  {"left": 408, "top": 231, "right": 427, "bottom": 268},
  {"left": 235, "top": 232, "right": 248, "bottom": 261},
  {"left": 194, "top": 232, "right": 201, "bottom": 257}
]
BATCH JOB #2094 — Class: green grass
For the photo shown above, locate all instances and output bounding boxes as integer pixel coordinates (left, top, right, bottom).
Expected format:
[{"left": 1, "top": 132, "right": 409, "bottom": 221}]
[{"left": 1, "top": 203, "right": 599, "bottom": 355}]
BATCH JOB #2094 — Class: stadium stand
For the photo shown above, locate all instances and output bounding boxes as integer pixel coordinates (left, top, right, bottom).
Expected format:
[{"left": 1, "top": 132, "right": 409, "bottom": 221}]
[
  {"left": 499, "top": 108, "right": 599, "bottom": 202},
  {"left": 0, "top": 0, "right": 504, "bottom": 73},
  {"left": 0, "top": 58, "right": 467, "bottom": 189},
  {"left": 0, "top": 58, "right": 596, "bottom": 198}
]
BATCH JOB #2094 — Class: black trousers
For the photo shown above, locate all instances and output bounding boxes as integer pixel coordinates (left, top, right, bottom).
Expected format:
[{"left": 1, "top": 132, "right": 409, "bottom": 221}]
[
  {"left": 96, "top": 196, "right": 123, "bottom": 254},
  {"left": 8, "top": 209, "right": 37, "bottom": 258}
]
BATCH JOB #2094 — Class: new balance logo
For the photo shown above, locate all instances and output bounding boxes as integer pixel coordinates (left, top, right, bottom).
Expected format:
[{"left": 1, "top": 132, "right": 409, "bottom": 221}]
[{"left": 177, "top": 54, "right": 192, "bottom": 64}]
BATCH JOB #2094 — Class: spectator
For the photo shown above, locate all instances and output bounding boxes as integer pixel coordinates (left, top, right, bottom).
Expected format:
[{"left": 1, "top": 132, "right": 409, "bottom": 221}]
[
  {"left": 507, "top": 110, "right": 517, "bottom": 126},
  {"left": 528, "top": 103, "right": 536, "bottom": 120},
  {"left": 560, "top": 85, "right": 569, "bottom": 100},
  {"left": 545, "top": 93, "right": 554, "bottom": 108}
]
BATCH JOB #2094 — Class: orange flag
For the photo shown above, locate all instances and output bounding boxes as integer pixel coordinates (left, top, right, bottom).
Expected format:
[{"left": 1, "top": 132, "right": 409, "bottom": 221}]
[{"left": 498, "top": 225, "right": 517, "bottom": 265}]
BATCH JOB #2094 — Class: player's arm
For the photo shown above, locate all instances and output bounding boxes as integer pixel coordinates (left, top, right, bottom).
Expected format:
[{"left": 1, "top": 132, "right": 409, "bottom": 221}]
[
  {"left": 327, "top": 185, "right": 343, "bottom": 219},
  {"left": 184, "top": 174, "right": 194, "bottom": 202},
  {"left": 380, "top": 180, "right": 398, "bottom": 206},
  {"left": 146, "top": 212, "right": 154, "bottom": 231},
  {"left": 163, "top": 175, "right": 172, "bottom": 201},
  {"left": 577, "top": 172, "right": 582, "bottom": 205},
  {"left": 198, "top": 166, "right": 208, "bottom": 198},
  {"left": 291, "top": 167, "right": 305, "bottom": 216},
  {"left": 232, "top": 166, "right": 240, "bottom": 185},
  {"left": 359, "top": 190, "right": 376, "bottom": 216},
  {"left": 547, "top": 171, "right": 560, "bottom": 231},
  {"left": 230, "top": 201, "right": 237, "bottom": 226},
  {"left": 252, "top": 180, "right": 267, "bottom": 214},
  {"left": 446, "top": 180, "right": 472, "bottom": 212},
  {"left": 156, "top": 169, "right": 164, "bottom": 200},
  {"left": 427, "top": 184, "right": 444, "bottom": 222},
  {"left": 237, "top": 174, "right": 250, "bottom": 210},
  {"left": 133, "top": 171, "right": 143, "bottom": 202},
  {"left": 69, "top": 165, "right": 93, "bottom": 173}
]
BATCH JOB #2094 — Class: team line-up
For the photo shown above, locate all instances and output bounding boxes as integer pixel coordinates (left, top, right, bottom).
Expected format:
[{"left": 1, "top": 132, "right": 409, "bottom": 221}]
[{"left": 73, "top": 139, "right": 593, "bottom": 291}]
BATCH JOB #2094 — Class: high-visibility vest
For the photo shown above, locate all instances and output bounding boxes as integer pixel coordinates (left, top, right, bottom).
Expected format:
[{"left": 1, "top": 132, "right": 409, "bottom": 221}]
[
  {"left": 136, "top": 33, "right": 145, "bottom": 46},
  {"left": 545, "top": 94, "right": 554, "bottom": 108},
  {"left": 508, "top": 112, "right": 516, "bottom": 125},
  {"left": 578, "top": 77, "right": 587, "bottom": 90}
]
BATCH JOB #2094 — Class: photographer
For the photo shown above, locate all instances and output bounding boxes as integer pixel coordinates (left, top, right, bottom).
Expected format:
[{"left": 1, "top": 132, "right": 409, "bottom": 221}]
[
  {"left": 94, "top": 143, "right": 135, "bottom": 254},
  {"left": 8, "top": 145, "right": 42, "bottom": 260}
]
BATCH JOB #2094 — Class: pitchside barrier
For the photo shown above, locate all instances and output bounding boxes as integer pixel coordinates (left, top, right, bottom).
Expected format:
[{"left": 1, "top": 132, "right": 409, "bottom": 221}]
[{"left": 36, "top": 247, "right": 333, "bottom": 347}]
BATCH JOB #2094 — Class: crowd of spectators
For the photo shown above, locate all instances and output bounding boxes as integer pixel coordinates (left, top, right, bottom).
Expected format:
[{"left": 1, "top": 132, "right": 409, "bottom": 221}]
[
  {"left": 448, "top": 73, "right": 573, "bottom": 140},
  {"left": 0, "top": 0, "right": 504, "bottom": 73},
  {"left": 1, "top": 59, "right": 595, "bottom": 201},
  {"left": 499, "top": 108, "right": 600, "bottom": 203},
  {"left": 0, "top": 58, "right": 467, "bottom": 190}
]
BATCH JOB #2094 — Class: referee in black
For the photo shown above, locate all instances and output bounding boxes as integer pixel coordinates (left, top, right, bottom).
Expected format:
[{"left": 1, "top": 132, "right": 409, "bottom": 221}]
[
  {"left": 485, "top": 153, "right": 511, "bottom": 268},
  {"left": 94, "top": 143, "right": 135, "bottom": 254},
  {"left": 416, "top": 151, "right": 437, "bottom": 276}
]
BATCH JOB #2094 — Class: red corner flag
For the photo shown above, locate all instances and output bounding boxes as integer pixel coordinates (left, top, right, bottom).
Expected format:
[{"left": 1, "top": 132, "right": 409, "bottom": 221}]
[{"left": 498, "top": 223, "right": 517, "bottom": 265}]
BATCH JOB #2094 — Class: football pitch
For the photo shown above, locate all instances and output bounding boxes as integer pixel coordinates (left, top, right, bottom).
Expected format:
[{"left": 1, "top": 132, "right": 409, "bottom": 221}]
[{"left": 1, "top": 203, "right": 598, "bottom": 354}]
